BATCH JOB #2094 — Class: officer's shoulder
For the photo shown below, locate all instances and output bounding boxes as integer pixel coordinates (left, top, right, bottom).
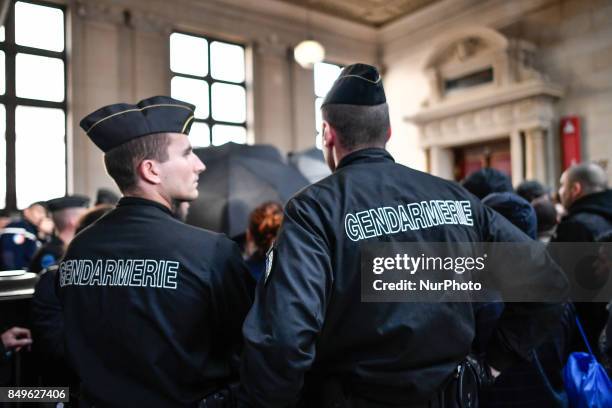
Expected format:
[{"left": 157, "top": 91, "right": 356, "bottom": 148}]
[
  {"left": 3, "top": 219, "right": 28, "bottom": 229},
  {"left": 286, "top": 179, "right": 329, "bottom": 210},
  {"left": 164, "top": 218, "right": 238, "bottom": 252},
  {"left": 378, "top": 163, "right": 482, "bottom": 204},
  {"left": 172, "top": 219, "right": 228, "bottom": 241},
  {"left": 293, "top": 162, "right": 475, "bottom": 200}
]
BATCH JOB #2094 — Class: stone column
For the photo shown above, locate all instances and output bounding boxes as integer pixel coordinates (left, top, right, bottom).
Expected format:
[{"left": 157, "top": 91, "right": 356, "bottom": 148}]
[
  {"left": 525, "top": 127, "right": 547, "bottom": 183},
  {"left": 510, "top": 129, "right": 523, "bottom": 187},
  {"left": 70, "top": 3, "right": 125, "bottom": 198},
  {"left": 289, "top": 59, "right": 316, "bottom": 151},
  {"left": 429, "top": 146, "right": 454, "bottom": 180},
  {"left": 251, "top": 37, "right": 293, "bottom": 153},
  {"left": 545, "top": 121, "right": 557, "bottom": 188}
]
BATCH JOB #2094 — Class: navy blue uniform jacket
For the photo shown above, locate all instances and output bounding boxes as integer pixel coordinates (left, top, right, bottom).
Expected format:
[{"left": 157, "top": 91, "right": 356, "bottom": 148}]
[
  {"left": 59, "top": 197, "right": 254, "bottom": 407},
  {"left": 0, "top": 219, "right": 40, "bottom": 270},
  {"left": 240, "top": 148, "right": 568, "bottom": 407}
]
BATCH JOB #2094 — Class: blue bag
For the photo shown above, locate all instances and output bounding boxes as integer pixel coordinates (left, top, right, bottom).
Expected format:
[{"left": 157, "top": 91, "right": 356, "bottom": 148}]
[{"left": 563, "top": 316, "right": 612, "bottom": 408}]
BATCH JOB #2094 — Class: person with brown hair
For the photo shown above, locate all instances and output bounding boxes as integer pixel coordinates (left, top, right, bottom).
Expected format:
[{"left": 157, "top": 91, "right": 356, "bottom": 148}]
[{"left": 245, "top": 201, "right": 283, "bottom": 281}]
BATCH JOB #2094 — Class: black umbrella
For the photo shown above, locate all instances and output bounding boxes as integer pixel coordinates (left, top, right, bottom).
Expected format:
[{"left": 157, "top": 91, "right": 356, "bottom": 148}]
[
  {"left": 288, "top": 147, "right": 331, "bottom": 183},
  {"left": 187, "top": 143, "right": 310, "bottom": 237}
]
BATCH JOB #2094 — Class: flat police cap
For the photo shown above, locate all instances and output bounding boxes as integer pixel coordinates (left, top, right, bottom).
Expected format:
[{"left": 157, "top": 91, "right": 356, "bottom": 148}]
[
  {"left": 322, "top": 63, "right": 386, "bottom": 107},
  {"left": 80, "top": 96, "right": 195, "bottom": 152},
  {"left": 46, "top": 195, "right": 90, "bottom": 212}
]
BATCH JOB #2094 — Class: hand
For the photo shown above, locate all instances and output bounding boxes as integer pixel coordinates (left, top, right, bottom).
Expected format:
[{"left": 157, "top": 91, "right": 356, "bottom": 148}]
[
  {"left": 37, "top": 217, "right": 55, "bottom": 237},
  {"left": 1, "top": 327, "right": 32, "bottom": 352}
]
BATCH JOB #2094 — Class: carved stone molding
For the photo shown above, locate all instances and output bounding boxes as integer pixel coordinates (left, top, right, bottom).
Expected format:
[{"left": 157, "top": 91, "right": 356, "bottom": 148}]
[
  {"left": 74, "top": 1, "right": 125, "bottom": 26},
  {"left": 417, "top": 93, "right": 559, "bottom": 148},
  {"left": 75, "top": 0, "right": 172, "bottom": 33},
  {"left": 406, "top": 27, "right": 563, "bottom": 155},
  {"left": 253, "top": 33, "right": 292, "bottom": 58}
]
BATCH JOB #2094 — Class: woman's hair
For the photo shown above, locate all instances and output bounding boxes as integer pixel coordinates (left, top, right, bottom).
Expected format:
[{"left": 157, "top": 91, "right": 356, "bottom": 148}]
[{"left": 248, "top": 201, "right": 283, "bottom": 259}]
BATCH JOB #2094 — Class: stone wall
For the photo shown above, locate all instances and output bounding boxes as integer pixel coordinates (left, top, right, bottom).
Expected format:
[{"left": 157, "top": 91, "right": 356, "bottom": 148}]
[
  {"left": 501, "top": 0, "right": 612, "bottom": 181},
  {"left": 58, "top": 0, "right": 612, "bottom": 195},
  {"left": 381, "top": 0, "right": 612, "bottom": 186},
  {"left": 66, "top": 0, "right": 377, "bottom": 198}
]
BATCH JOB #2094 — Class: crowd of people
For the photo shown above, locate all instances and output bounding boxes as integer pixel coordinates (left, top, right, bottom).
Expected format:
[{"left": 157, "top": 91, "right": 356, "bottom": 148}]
[
  {"left": 461, "top": 164, "right": 612, "bottom": 406},
  {"left": 0, "top": 63, "right": 610, "bottom": 407}
]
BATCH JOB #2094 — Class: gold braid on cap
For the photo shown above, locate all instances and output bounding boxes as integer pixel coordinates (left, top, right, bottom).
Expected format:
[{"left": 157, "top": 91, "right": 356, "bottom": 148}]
[
  {"left": 336, "top": 74, "right": 382, "bottom": 84},
  {"left": 85, "top": 103, "right": 194, "bottom": 134},
  {"left": 181, "top": 115, "right": 195, "bottom": 134}
]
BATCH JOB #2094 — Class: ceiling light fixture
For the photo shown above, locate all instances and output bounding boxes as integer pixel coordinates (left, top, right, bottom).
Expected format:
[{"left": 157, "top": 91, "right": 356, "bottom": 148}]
[
  {"left": 294, "top": 39, "right": 325, "bottom": 69},
  {"left": 293, "top": 2, "right": 325, "bottom": 69}
]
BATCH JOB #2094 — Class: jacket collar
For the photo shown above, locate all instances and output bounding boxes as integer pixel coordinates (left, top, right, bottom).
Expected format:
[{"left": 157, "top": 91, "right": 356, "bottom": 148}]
[
  {"left": 336, "top": 147, "right": 395, "bottom": 171},
  {"left": 117, "top": 196, "right": 173, "bottom": 216},
  {"left": 567, "top": 189, "right": 612, "bottom": 219}
]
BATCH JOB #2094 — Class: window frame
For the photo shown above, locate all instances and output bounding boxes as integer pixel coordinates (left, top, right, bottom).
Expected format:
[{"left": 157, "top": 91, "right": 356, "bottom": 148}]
[
  {"left": 169, "top": 30, "right": 247, "bottom": 147},
  {"left": 0, "top": 0, "right": 67, "bottom": 212}
]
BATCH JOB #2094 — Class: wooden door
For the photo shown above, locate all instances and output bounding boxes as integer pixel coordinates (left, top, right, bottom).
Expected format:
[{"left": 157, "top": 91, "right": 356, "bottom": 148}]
[{"left": 454, "top": 138, "right": 511, "bottom": 181}]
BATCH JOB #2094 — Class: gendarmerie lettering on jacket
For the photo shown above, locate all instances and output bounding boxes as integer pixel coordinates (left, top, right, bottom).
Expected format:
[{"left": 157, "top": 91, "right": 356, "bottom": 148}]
[
  {"left": 345, "top": 200, "right": 474, "bottom": 241},
  {"left": 58, "top": 258, "right": 179, "bottom": 289}
]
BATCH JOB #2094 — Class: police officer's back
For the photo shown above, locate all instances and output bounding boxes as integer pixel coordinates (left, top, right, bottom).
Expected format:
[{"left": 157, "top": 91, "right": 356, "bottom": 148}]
[
  {"left": 239, "top": 64, "right": 568, "bottom": 407},
  {"left": 58, "top": 96, "right": 254, "bottom": 407}
]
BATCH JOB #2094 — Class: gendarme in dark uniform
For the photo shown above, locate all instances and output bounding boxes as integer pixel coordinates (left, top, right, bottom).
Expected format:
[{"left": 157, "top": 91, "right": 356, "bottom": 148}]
[
  {"left": 29, "top": 195, "right": 90, "bottom": 273},
  {"left": 240, "top": 64, "right": 568, "bottom": 407},
  {"left": 58, "top": 96, "right": 254, "bottom": 407},
  {"left": 0, "top": 207, "right": 44, "bottom": 270}
]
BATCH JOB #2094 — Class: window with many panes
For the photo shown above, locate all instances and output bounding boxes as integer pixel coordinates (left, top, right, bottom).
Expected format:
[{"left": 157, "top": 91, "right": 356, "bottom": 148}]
[
  {"left": 0, "top": 0, "right": 66, "bottom": 212},
  {"left": 169, "top": 32, "right": 247, "bottom": 148},
  {"left": 314, "top": 62, "right": 342, "bottom": 149}
]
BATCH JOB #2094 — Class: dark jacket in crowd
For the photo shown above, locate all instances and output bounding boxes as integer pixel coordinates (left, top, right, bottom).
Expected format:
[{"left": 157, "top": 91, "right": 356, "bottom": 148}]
[
  {"left": 461, "top": 168, "right": 513, "bottom": 200},
  {"left": 478, "top": 192, "right": 574, "bottom": 408},
  {"left": 0, "top": 219, "right": 41, "bottom": 270},
  {"left": 552, "top": 189, "right": 612, "bottom": 355},
  {"left": 59, "top": 197, "right": 254, "bottom": 408},
  {"left": 553, "top": 190, "right": 612, "bottom": 243},
  {"left": 29, "top": 235, "right": 64, "bottom": 273},
  {"left": 31, "top": 267, "right": 78, "bottom": 388},
  {"left": 240, "top": 148, "right": 568, "bottom": 407},
  {"left": 482, "top": 193, "right": 537, "bottom": 240}
]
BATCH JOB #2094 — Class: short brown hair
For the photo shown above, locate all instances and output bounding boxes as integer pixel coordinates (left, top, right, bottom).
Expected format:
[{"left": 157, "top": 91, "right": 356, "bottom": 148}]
[
  {"left": 321, "top": 103, "right": 390, "bottom": 150},
  {"left": 103, "top": 133, "right": 171, "bottom": 192}
]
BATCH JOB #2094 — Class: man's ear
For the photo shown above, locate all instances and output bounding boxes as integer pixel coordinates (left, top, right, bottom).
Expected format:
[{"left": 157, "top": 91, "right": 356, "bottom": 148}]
[
  {"left": 386, "top": 125, "right": 392, "bottom": 142},
  {"left": 572, "top": 181, "right": 583, "bottom": 198},
  {"left": 322, "top": 121, "right": 336, "bottom": 148},
  {"left": 137, "top": 159, "right": 162, "bottom": 185}
]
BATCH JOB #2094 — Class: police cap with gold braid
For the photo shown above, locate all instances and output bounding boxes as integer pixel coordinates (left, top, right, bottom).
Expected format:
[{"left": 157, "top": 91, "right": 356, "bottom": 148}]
[
  {"left": 46, "top": 195, "right": 90, "bottom": 212},
  {"left": 322, "top": 63, "right": 386, "bottom": 107},
  {"left": 80, "top": 96, "right": 195, "bottom": 153}
]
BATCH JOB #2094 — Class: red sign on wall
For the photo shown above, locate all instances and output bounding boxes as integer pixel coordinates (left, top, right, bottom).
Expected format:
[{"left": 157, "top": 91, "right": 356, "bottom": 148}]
[{"left": 560, "top": 116, "right": 581, "bottom": 170}]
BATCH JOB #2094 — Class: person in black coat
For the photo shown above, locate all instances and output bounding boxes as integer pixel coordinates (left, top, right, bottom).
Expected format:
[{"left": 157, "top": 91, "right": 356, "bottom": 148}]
[
  {"left": 552, "top": 162, "right": 612, "bottom": 355},
  {"left": 553, "top": 162, "right": 612, "bottom": 243},
  {"left": 461, "top": 168, "right": 513, "bottom": 200},
  {"left": 30, "top": 204, "right": 114, "bottom": 392},
  {"left": 239, "top": 64, "right": 568, "bottom": 408},
  {"left": 58, "top": 96, "right": 254, "bottom": 407},
  {"left": 477, "top": 192, "right": 574, "bottom": 408}
]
